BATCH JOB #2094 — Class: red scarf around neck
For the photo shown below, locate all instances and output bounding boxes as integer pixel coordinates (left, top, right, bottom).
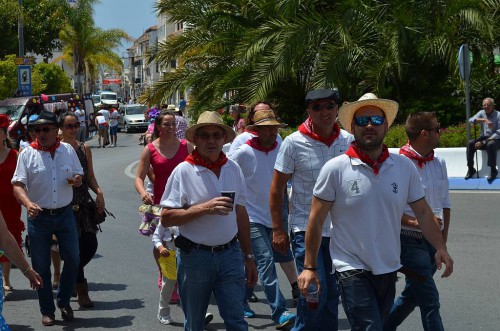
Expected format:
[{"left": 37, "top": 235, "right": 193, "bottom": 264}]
[
  {"left": 185, "top": 149, "right": 228, "bottom": 170},
  {"left": 30, "top": 138, "right": 61, "bottom": 154},
  {"left": 246, "top": 137, "right": 278, "bottom": 155},
  {"left": 345, "top": 141, "right": 390, "bottom": 175},
  {"left": 298, "top": 117, "right": 340, "bottom": 147},
  {"left": 399, "top": 143, "right": 434, "bottom": 168}
]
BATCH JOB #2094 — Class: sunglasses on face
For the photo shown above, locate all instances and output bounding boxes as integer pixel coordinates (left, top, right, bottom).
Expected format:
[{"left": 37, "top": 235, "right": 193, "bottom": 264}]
[
  {"left": 33, "top": 127, "right": 56, "bottom": 133},
  {"left": 196, "top": 132, "right": 225, "bottom": 140},
  {"left": 63, "top": 123, "right": 80, "bottom": 129},
  {"left": 310, "top": 103, "right": 337, "bottom": 112},
  {"left": 354, "top": 116, "right": 385, "bottom": 126}
]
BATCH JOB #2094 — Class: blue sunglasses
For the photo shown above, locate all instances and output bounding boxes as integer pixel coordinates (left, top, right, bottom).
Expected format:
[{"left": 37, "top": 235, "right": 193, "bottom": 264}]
[{"left": 354, "top": 116, "right": 385, "bottom": 126}]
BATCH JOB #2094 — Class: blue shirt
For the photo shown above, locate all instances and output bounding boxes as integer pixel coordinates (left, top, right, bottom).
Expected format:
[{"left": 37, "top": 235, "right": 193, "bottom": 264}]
[{"left": 469, "top": 109, "right": 500, "bottom": 140}]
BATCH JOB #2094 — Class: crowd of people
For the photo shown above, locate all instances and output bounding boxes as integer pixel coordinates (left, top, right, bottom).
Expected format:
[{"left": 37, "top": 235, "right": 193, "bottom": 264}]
[{"left": 5, "top": 90, "right": 500, "bottom": 330}]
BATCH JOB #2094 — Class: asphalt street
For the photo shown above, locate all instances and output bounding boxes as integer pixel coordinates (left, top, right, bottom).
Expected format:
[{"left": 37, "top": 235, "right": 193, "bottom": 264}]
[{"left": 3, "top": 132, "right": 500, "bottom": 330}]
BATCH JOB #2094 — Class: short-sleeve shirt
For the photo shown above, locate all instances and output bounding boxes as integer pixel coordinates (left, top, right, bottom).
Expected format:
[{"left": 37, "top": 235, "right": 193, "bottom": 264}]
[
  {"left": 227, "top": 131, "right": 282, "bottom": 158},
  {"left": 12, "top": 142, "right": 84, "bottom": 209},
  {"left": 109, "top": 110, "right": 120, "bottom": 127},
  {"left": 274, "top": 130, "right": 354, "bottom": 236},
  {"left": 313, "top": 153, "right": 425, "bottom": 275},
  {"left": 469, "top": 109, "right": 500, "bottom": 140},
  {"left": 160, "top": 159, "right": 247, "bottom": 246}
]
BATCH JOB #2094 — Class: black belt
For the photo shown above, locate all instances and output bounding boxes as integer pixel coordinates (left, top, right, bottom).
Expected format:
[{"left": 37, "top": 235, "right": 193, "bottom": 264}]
[
  {"left": 401, "top": 229, "right": 424, "bottom": 240},
  {"left": 188, "top": 236, "right": 238, "bottom": 252},
  {"left": 41, "top": 205, "right": 70, "bottom": 216}
]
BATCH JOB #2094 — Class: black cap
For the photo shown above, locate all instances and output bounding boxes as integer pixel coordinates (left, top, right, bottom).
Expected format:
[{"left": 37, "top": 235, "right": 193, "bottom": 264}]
[
  {"left": 31, "top": 110, "right": 59, "bottom": 127},
  {"left": 305, "top": 88, "right": 340, "bottom": 104}
]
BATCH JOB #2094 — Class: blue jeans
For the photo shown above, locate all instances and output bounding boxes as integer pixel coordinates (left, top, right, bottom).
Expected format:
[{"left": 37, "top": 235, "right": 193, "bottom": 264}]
[
  {"left": 337, "top": 269, "right": 397, "bottom": 330},
  {"left": 291, "top": 232, "right": 339, "bottom": 331},
  {"left": 28, "top": 205, "right": 80, "bottom": 315},
  {"left": 243, "top": 223, "right": 287, "bottom": 322},
  {"left": 177, "top": 241, "right": 247, "bottom": 331},
  {"left": 384, "top": 235, "right": 443, "bottom": 331}
]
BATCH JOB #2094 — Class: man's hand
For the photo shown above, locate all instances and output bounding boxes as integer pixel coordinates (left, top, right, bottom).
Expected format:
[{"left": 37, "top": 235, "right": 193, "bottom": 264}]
[
  {"left": 73, "top": 174, "right": 83, "bottom": 187},
  {"left": 474, "top": 141, "right": 486, "bottom": 149},
  {"left": 203, "top": 197, "right": 233, "bottom": 216},
  {"left": 297, "top": 270, "right": 321, "bottom": 297},
  {"left": 244, "top": 259, "right": 258, "bottom": 287},
  {"left": 272, "top": 228, "right": 290, "bottom": 255},
  {"left": 27, "top": 202, "right": 43, "bottom": 219},
  {"left": 435, "top": 249, "right": 454, "bottom": 278}
]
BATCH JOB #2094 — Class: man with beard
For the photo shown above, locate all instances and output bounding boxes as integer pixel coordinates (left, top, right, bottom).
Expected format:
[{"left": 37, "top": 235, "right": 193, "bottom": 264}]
[{"left": 297, "top": 94, "right": 454, "bottom": 330}]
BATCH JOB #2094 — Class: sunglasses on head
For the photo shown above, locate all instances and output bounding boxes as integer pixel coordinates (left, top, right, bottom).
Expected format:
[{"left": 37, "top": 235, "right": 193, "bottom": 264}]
[
  {"left": 196, "top": 132, "right": 225, "bottom": 140},
  {"left": 33, "top": 127, "right": 56, "bottom": 133},
  {"left": 310, "top": 103, "right": 337, "bottom": 112},
  {"left": 354, "top": 116, "right": 385, "bottom": 126},
  {"left": 63, "top": 123, "right": 80, "bottom": 129}
]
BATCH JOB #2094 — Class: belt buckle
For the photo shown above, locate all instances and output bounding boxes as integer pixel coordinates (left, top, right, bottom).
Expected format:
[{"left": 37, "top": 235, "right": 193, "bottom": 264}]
[
  {"left": 211, "top": 245, "right": 218, "bottom": 253},
  {"left": 49, "top": 209, "right": 56, "bottom": 216}
]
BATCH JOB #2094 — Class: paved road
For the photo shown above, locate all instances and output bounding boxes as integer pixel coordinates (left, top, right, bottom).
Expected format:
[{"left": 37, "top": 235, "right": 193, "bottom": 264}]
[{"left": 3, "top": 132, "right": 500, "bottom": 330}]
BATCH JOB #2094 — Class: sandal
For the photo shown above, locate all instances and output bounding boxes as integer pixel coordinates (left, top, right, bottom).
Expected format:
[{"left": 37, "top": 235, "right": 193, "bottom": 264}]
[
  {"left": 3, "top": 285, "right": 13, "bottom": 292},
  {"left": 52, "top": 273, "right": 60, "bottom": 289}
]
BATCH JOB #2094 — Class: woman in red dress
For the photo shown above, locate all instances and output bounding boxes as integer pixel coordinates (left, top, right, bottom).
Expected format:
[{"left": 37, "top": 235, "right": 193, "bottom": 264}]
[{"left": 0, "top": 114, "right": 24, "bottom": 292}]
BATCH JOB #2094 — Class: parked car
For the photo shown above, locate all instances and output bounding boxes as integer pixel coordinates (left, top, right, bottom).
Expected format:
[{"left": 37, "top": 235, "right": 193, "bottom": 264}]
[{"left": 118, "top": 104, "right": 148, "bottom": 133}]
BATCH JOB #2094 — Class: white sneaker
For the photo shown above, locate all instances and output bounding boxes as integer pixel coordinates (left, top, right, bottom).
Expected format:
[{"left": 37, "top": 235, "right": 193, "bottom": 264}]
[
  {"left": 204, "top": 312, "right": 213, "bottom": 325},
  {"left": 158, "top": 315, "right": 173, "bottom": 325}
]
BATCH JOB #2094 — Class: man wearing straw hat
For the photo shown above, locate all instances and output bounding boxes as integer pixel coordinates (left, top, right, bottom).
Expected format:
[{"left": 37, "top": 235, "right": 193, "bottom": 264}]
[
  {"left": 270, "top": 88, "right": 353, "bottom": 331},
  {"left": 230, "top": 110, "right": 296, "bottom": 329},
  {"left": 160, "top": 111, "right": 257, "bottom": 331},
  {"left": 297, "top": 93, "right": 454, "bottom": 330}
]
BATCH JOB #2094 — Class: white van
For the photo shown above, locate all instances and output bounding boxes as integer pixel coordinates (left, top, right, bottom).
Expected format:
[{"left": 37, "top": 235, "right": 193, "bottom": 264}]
[{"left": 100, "top": 91, "right": 118, "bottom": 106}]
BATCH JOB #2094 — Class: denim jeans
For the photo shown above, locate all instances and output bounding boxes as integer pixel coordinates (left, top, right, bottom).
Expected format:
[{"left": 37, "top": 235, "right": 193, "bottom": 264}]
[
  {"left": 177, "top": 241, "right": 247, "bottom": 331},
  {"left": 243, "top": 223, "right": 287, "bottom": 322},
  {"left": 291, "top": 232, "right": 339, "bottom": 331},
  {"left": 28, "top": 205, "right": 80, "bottom": 315},
  {"left": 384, "top": 235, "right": 443, "bottom": 331},
  {"left": 337, "top": 269, "right": 397, "bottom": 331}
]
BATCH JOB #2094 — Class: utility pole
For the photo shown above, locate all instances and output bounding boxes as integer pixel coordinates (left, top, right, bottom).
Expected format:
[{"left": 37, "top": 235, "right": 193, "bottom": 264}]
[{"left": 18, "top": 0, "right": 24, "bottom": 57}]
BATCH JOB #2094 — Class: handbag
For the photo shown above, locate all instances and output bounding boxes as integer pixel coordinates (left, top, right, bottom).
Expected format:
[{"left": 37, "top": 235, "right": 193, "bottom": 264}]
[{"left": 84, "top": 190, "right": 115, "bottom": 226}]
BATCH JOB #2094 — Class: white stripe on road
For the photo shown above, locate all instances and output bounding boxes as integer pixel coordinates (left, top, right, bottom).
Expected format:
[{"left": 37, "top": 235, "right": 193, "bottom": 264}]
[{"left": 124, "top": 160, "right": 139, "bottom": 179}]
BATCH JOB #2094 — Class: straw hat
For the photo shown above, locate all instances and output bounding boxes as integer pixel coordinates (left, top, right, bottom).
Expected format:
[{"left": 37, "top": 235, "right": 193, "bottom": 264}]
[
  {"left": 338, "top": 93, "right": 398, "bottom": 133},
  {"left": 246, "top": 110, "right": 286, "bottom": 131},
  {"left": 166, "top": 104, "right": 176, "bottom": 111},
  {"left": 185, "top": 111, "right": 236, "bottom": 143}
]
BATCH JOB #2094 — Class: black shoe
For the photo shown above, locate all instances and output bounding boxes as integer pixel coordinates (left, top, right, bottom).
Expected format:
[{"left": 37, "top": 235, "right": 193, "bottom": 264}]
[
  {"left": 464, "top": 168, "right": 476, "bottom": 180},
  {"left": 487, "top": 168, "right": 498, "bottom": 183},
  {"left": 59, "top": 304, "right": 74, "bottom": 321},
  {"left": 248, "top": 292, "right": 258, "bottom": 303}
]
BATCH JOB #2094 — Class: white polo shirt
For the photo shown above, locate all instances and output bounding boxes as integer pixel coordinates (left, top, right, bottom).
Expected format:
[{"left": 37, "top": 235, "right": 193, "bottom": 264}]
[
  {"left": 274, "top": 130, "right": 354, "bottom": 236},
  {"left": 12, "top": 142, "right": 83, "bottom": 209},
  {"left": 227, "top": 131, "right": 282, "bottom": 158},
  {"left": 230, "top": 142, "right": 280, "bottom": 228},
  {"left": 75, "top": 108, "right": 86, "bottom": 127},
  {"left": 160, "top": 159, "right": 247, "bottom": 246},
  {"left": 314, "top": 153, "right": 425, "bottom": 275},
  {"left": 402, "top": 148, "right": 451, "bottom": 231}
]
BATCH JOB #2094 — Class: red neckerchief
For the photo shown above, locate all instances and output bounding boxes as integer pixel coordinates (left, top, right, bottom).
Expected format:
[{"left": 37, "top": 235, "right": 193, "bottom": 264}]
[
  {"left": 245, "top": 137, "right": 278, "bottom": 155},
  {"left": 298, "top": 117, "right": 340, "bottom": 147},
  {"left": 345, "top": 141, "right": 390, "bottom": 175},
  {"left": 185, "top": 149, "right": 228, "bottom": 170},
  {"left": 399, "top": 143, "right": 434, "bottom": 168},
  {"left": 30, "top": 138, "right": 61, "bottom": 154}
]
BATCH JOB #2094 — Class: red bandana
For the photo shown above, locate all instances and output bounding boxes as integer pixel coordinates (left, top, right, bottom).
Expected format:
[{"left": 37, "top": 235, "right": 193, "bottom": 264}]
[
  {"left": 185, "top": 149, "right": 228, "bottom": 170},
  {"left": 298, "top": 117, "right": 340, "bottom": 147},
  {"left": 399, "top": 143, "right": 434, "bottom": 168},
  {"left": 246, "top": 137, "right": 278, "bottom": 155},
  {"left": 345, "top": 141, "right": 390, "bottom": 175},
  {"left": 30, "top": 139, "right": 61, "bottom": 154}
]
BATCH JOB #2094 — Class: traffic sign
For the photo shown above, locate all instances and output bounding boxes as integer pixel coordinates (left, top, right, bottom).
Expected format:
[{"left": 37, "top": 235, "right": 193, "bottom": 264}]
[
  {"left": 14, "top": 57, "right": 34, "bottom": 65},
  {"left": 458, "top": 44, "right": 471, "bottom": 81},
  {"left": 17, "top": 65, "right": 32, "bottom": 96}
]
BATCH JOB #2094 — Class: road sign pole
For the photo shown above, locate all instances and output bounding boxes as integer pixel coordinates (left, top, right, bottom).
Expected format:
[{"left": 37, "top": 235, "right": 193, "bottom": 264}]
[{"left": 458, "top": 44, "right": 472, "bottom": 142}]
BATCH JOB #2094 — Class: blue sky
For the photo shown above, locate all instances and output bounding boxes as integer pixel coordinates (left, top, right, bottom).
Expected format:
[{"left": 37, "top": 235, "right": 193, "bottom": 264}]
[{"left": 93, "top": 0, "right": 157, "bottom": 56}]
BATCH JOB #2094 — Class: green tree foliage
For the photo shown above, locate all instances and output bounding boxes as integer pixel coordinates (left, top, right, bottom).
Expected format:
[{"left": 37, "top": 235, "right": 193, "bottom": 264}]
[
  {"left": 0, "top": 55, "right": 18, "bottom": 99},
  {"left": 150, "top": 0, "right": 500, "bottom": 127},
  {"left": 32, "top": 62, "right": 72, "bottom": 94}
]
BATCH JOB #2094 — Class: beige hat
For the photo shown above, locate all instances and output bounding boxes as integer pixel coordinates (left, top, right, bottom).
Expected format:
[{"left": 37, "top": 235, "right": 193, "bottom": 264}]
[
  {"left": 246, "top": 110, "right": 286, "bottom": 131},
  {"left": 338, "top": 93, "right": 398, "bottom": 133},
  {"left": 166, "top": 104, "right": 176, "bottom": 111},
  {"left": 185, "top": 111, "right": 236, "bottom": 143}
]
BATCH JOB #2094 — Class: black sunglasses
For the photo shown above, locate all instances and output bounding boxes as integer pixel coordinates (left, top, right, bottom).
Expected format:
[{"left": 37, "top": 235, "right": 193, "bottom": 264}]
[
  {"left": 63, "top": 123, "right": 80, "bottom": 129},
  {"left": 354, "top": 116, "right": 385, "bottom": 126},
  {"left": 310, "top": 103, "right": 337, "bottom": 112},
  {"left": 33, "top": 127, "right": 56, "bottom": 133}
]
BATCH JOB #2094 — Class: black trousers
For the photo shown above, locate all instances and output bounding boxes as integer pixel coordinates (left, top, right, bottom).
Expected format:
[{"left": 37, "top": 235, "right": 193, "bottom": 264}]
[
  {"left": 466, "top": 138, "right": 500, "bottom": 168},
  {"left": 76, "top": 231, "right": 98, "bottom": 283}
]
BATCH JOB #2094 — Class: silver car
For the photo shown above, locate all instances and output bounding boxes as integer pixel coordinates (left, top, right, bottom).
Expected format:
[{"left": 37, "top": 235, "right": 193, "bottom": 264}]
[{"left": 118, "top": 104, "right": 149, "bottom": 133}]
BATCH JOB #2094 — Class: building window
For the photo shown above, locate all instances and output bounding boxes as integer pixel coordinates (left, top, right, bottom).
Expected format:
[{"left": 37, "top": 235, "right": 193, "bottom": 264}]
[
  {"left": 175, "top": 21, "right": 183, "bottom": 31},
  {"left": 170, "top": 60, "right": 177, "bottom": 69}
]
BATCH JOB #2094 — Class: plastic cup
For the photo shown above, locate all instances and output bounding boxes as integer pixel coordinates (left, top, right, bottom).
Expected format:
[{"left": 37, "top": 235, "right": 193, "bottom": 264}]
[
  {"left": 67, "top": 173, "right": 78, "bottom": 185},
  {"left": 221, "top": 191, "right": 235, "bottom": 211},
  {"left": 306, "top": 283, "right": 319, "bottom": 310}
]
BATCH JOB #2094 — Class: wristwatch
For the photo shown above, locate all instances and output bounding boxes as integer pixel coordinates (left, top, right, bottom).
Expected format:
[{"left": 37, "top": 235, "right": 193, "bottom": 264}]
[{"left": 244, "top": 254, "right": 255, "bottom": 260}]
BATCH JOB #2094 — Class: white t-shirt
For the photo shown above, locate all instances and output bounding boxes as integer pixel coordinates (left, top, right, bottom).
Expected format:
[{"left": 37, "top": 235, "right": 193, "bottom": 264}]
[
  {"left": 152, "top": 224, "right": 179, "bottom": 250},
  {"left": 274, "top": 130, "right": 354, "bottom": 236},
  {"left": 96, "top": 115, "right": 106, "bottom": 125},
  {"left": 230, "top": 141, "right": 279, "bottom": 228},
  {"left": 313, "top": 153, "right": 425, "bottom": 275},
  {"left": 109, "top": 110, "right": 119, "bottom": 127},
  {"left": 12, "top": 142, "right": 83, "bottom": 209},
  {"left": 401, "top": 148, "right": 451, "bottom": 231},
  {"left": 228, "top": 131, "right": 282, "bottom": 158},
  {"left": 160, "top": 159, "right": 247, "bottom": 246},
  {"left": 75, "top": 108, "right": 86, "bottom": 127},
  {"left": 98, "top": 109, "right": 110, "bottom": 122}
]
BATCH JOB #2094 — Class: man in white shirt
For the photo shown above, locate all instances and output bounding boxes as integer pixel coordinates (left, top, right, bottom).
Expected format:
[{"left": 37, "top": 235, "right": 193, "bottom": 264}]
[
  {"left": 108, "top": 106, "right": 120, "bottom": 147},
  {"left": 231, "top": 110, "right": 296, "bottom": 329},
  {"left": 160, "top": 111, "right": 257, "bottom": 331},
  {"left": 98, "top": 105, "right": 110, "bottom": 146},
  {"left": 270, "top": 89, "right": 353, "bottom": 331},
  {"left": 384, "top": 112, "right": 451, "bottom": 331},
  {"left": 12, "top": 111, "right": 83, "bottom": 327},
  {"left": 298, "top": 94, "right": 454, "bottom": 330},
  {"left": 74, "top": 106, "right": 86, "bottom": 142}
]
